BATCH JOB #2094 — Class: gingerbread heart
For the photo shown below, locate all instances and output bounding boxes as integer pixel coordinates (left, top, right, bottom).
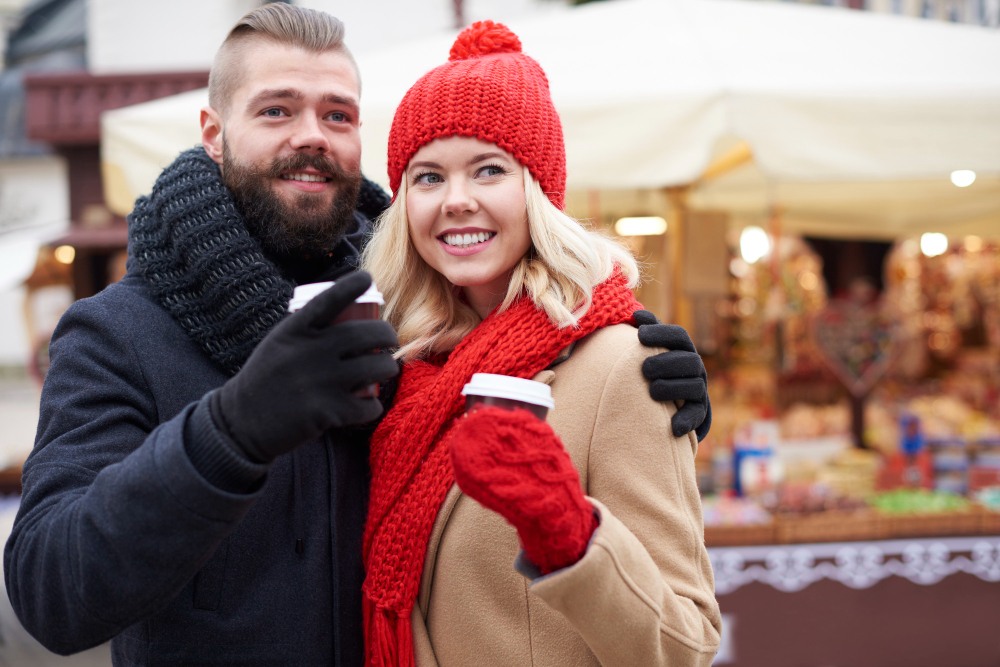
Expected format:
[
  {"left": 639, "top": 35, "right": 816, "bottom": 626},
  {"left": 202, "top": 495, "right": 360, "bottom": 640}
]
[{"left": 809, "top": 300, "right": 896, "bottom": 397}]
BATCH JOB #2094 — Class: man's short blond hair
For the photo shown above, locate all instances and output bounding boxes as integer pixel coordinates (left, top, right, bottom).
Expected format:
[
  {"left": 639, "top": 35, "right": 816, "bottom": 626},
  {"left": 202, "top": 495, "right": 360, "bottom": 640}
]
[{"left": 208, "top": 3, "right": 359, "bottom": 117}]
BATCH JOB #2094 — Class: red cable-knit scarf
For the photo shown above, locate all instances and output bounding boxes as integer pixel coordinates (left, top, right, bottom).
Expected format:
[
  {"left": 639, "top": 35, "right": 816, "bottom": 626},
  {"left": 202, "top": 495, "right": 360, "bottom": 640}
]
[{"left": 362, "top": 272, "right": 641, "bottom": 667}]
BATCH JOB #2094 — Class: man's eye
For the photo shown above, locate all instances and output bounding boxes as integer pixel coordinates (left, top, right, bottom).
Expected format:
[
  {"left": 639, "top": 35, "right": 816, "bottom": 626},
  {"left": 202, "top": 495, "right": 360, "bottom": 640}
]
[
  {"left": 264, "top": 108, "right": 284, "bottom": 117},
  {"left": 328, "top": 112, "right": 348, "bottom": 122}
]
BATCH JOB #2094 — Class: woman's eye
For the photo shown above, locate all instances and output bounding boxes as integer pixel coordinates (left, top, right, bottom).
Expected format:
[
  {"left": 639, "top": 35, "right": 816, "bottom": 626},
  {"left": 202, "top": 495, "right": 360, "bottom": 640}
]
[
  {"left": 478, "top": 165, "right": 506, "bottom": 178},
  {"left": 414, "top": 172, "right": 442, "bottom": 185}
]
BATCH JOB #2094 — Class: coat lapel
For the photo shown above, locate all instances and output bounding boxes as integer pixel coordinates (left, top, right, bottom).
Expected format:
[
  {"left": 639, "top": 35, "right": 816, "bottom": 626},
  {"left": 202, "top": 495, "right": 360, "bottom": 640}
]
[{"left": 417, "top": 483, "right": 463, "bottom": 616}]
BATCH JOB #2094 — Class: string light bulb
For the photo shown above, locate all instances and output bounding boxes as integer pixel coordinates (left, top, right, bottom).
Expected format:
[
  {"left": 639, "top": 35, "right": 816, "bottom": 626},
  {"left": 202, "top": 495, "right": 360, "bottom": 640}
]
[
  {"left": 920, "top": 233, "right": 948, "bottom": 257},
  {"left": 54, "top": 245, "right": 76, "bottom": 264},
  {"left": 739, "top": 226, "right": 770, "bottom": 264},
  {"left": 950, "top": 170, "right": 976, "bottom": 187},
  {"left": 613, "top": 216, "right": 667, "bottom": 236}
]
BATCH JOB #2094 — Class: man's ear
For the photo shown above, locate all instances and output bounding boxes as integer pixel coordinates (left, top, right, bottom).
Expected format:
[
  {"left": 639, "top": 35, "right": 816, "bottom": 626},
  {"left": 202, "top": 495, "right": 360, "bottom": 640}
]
[{"left": 201, "top": 106, "right": 224, "bottom": 165}]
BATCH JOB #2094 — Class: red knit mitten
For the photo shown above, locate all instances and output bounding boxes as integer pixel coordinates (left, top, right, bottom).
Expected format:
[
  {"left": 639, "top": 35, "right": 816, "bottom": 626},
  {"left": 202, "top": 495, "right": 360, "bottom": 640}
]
[{"left": 449, "top": 406, "right": 598, "bottom": 574}]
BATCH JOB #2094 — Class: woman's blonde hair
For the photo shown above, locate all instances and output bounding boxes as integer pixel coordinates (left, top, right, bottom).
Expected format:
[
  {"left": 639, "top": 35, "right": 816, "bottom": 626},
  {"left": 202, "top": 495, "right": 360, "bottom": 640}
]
[{"left": 361, "top": 167, "right": 639, "bottom": 361}]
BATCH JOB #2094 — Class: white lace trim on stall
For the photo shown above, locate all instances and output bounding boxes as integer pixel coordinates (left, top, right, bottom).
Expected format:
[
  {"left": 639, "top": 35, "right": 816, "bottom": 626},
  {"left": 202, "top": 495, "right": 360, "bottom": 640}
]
[{"left": 709, "top": 537, "right": 1000, "bottom": 595}]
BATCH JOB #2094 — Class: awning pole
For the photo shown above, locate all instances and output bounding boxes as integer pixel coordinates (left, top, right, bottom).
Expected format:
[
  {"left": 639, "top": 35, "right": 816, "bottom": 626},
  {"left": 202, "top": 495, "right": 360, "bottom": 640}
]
[{"left": 664, "top": 186, "right": 691, "bottom": 330}]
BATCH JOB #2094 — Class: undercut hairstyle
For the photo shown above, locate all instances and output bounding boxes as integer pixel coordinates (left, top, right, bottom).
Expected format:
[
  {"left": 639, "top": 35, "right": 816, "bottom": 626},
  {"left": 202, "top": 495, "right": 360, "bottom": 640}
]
[
  {"left": 361, "top": 168, "right": 641, "bottom": 362},
  {"left": 208, "top": 3, "right": 359, "bottom": 117}
]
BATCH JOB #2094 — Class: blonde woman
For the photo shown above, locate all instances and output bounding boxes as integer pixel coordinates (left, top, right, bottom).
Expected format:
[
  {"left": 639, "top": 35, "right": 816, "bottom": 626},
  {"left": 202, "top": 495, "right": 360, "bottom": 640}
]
[{"left": 360, "top": 21, "right": 720, "bottom": 667}]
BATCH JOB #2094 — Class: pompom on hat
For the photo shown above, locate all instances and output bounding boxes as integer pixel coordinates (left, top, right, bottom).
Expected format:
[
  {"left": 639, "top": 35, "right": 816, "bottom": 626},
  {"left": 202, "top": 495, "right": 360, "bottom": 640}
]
[{"left": 387, "top": 21, "right": 566, "bottom": 209}]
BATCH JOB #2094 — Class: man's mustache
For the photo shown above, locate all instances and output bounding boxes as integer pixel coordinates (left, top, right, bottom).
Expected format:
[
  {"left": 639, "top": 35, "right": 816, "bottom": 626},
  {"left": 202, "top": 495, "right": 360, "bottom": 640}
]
[{"left": 264, "top": 153, "right": 357, "bottom": 184}]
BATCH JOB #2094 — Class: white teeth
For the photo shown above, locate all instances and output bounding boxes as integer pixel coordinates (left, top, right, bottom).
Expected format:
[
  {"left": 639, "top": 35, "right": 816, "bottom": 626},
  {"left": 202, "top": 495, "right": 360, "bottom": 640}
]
[
  {"left": 442, "top": 232, "right": 495, "bottom": 248},
  {"left": 281, "top": 173, "right": 328, "bottom": 183}
]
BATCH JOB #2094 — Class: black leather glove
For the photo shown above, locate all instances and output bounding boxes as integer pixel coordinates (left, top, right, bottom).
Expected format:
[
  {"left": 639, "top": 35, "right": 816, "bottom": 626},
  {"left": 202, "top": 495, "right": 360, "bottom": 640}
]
[
  {"left": 633, "top": 310, "right": 712, "bottom": 442},
  {"left": 211, "top": 272, "right": 400, "bottom": 463}
]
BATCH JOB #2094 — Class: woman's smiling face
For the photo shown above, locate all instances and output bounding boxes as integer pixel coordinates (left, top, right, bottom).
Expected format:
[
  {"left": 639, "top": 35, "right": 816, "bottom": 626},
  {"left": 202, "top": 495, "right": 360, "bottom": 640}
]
[{"left": 405, "top": 136, "right": 530, "bottom": 318}]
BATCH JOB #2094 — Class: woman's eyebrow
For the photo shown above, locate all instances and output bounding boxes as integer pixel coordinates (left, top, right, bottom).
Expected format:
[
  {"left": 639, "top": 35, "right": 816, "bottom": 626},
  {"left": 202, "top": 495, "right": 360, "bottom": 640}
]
[
  {"left": 408, "top": 161, "right": 441, "bottom": 171},
  {"left": 408, "top": 152, "right": 508, "bottom": 172},
  {"left": 468, "top": 152, "right": 507, "bottom": 165}
]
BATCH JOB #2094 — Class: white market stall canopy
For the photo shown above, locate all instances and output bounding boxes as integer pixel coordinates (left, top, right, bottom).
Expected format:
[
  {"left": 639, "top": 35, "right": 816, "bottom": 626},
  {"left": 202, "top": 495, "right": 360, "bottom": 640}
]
[{"left": 101, "top": 0, "right": 1000, "bottom": 237}]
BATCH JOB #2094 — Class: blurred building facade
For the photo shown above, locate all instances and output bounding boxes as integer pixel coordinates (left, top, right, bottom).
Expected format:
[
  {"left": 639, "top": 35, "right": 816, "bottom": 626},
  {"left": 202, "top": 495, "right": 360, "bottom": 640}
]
[
  {"left": 85, "top": 0, "right": 555, "bottom": 73},
  {"left": 754, "top": 0, "right": 999, "bottom": 27},
  {"left": 0, "top": 0, "right": 74, "bottom": 369}
]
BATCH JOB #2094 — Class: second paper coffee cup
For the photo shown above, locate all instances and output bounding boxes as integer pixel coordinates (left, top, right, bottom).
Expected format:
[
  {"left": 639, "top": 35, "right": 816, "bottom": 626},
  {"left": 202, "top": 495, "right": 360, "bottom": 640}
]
[
  {"left": 288, "top": 281, "right": 384, "bottom": 324},
  {"left": 461, "top": 373, "right": 555, "bottom": 420},
  {"left": 288, "top": 280, "right": 386, "bottom": 397}
]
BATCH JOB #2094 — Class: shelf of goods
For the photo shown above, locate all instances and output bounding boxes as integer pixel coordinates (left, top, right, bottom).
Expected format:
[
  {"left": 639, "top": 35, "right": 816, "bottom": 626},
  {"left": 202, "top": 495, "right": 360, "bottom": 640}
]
[{"left": 705, "top": 506, "right": 1000, "bottom": 547}]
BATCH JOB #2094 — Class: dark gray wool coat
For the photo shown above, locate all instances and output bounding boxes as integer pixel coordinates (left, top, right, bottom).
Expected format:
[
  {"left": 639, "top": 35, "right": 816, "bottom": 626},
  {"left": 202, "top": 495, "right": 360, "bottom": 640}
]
[{"left": 4, "top": 148, "right": 389, "bottom": 666}]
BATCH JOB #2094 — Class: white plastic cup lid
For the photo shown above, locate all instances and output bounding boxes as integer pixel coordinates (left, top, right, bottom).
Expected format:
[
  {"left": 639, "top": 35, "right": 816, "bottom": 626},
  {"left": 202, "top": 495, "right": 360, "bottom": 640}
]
[
  {"left": 461, "top": 373, "right": 554, "bottom": 410},
  {"left": 355, "top": 283, "right": 385, "bottom": 306},
  {"left": 288, "top": 281, "right": 385, "bottom": 312}
]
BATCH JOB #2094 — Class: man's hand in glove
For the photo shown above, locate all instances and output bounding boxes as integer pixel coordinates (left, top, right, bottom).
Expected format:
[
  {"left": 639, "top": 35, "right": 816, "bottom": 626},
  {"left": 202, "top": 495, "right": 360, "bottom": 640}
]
[
  {"left": 633, "top": 310, "right": 712, "bottom": 441},
  {"left": 211, "top": 271, "right": 399, "bottom": 464},
  {"left": 449, "top": 407, "right": 597, "bottom": 575}
]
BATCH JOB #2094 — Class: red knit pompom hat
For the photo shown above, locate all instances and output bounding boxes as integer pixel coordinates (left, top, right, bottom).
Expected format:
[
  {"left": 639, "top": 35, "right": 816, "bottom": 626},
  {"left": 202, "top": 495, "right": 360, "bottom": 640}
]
[{"left": 387, "top": 20, "right": 566, "bottom": 209}]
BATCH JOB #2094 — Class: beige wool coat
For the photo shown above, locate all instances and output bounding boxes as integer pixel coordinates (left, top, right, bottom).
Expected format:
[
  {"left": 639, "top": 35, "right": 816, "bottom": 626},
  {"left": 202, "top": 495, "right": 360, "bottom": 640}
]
[{"left": 410, "top": 323, "right": 722, "bottom": 666}]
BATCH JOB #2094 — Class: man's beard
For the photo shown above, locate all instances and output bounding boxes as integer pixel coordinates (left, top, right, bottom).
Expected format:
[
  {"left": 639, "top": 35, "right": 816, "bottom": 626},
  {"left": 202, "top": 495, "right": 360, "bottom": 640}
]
[{"left": 221, "top": 139, "right": 362, "bottom": 257}]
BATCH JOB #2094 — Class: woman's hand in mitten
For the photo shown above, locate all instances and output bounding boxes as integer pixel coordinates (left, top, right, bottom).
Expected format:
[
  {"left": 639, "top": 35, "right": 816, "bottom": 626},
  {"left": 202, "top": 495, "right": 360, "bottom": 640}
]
[{"left": 449, "top": 406, "right": 597, "bottom": 574}]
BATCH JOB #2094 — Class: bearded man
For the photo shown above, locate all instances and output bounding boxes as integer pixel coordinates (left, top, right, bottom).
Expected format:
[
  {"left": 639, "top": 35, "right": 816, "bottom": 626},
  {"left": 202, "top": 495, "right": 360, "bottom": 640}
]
[{"left": 4, "top": 5, "right": 711, "bottom": 666}]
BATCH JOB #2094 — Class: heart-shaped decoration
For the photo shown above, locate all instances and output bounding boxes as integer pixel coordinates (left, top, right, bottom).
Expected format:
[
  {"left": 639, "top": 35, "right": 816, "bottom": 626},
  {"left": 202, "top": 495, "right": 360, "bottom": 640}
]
[{"left": 809, "top": 300, "right": 896, "bottom": 397}]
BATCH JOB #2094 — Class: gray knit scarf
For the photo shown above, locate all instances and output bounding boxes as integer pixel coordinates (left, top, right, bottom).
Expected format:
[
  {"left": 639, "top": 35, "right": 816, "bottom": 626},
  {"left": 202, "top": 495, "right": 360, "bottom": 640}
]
[{"left": 128, "top": 146, "right": 389, "bottom": 375}]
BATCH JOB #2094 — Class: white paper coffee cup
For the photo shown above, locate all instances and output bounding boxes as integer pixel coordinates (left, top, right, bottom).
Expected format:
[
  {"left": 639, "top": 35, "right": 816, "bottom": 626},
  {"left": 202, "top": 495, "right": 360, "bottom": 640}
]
[
  {"left": 461, "top": 373, "right": 554, "bottom": 420},
  {"left": 287, "top": 280, "right": 386, "bottom": 397},
  {"left": 288, "top": 281, "right": 384, "bottom": 313}
]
